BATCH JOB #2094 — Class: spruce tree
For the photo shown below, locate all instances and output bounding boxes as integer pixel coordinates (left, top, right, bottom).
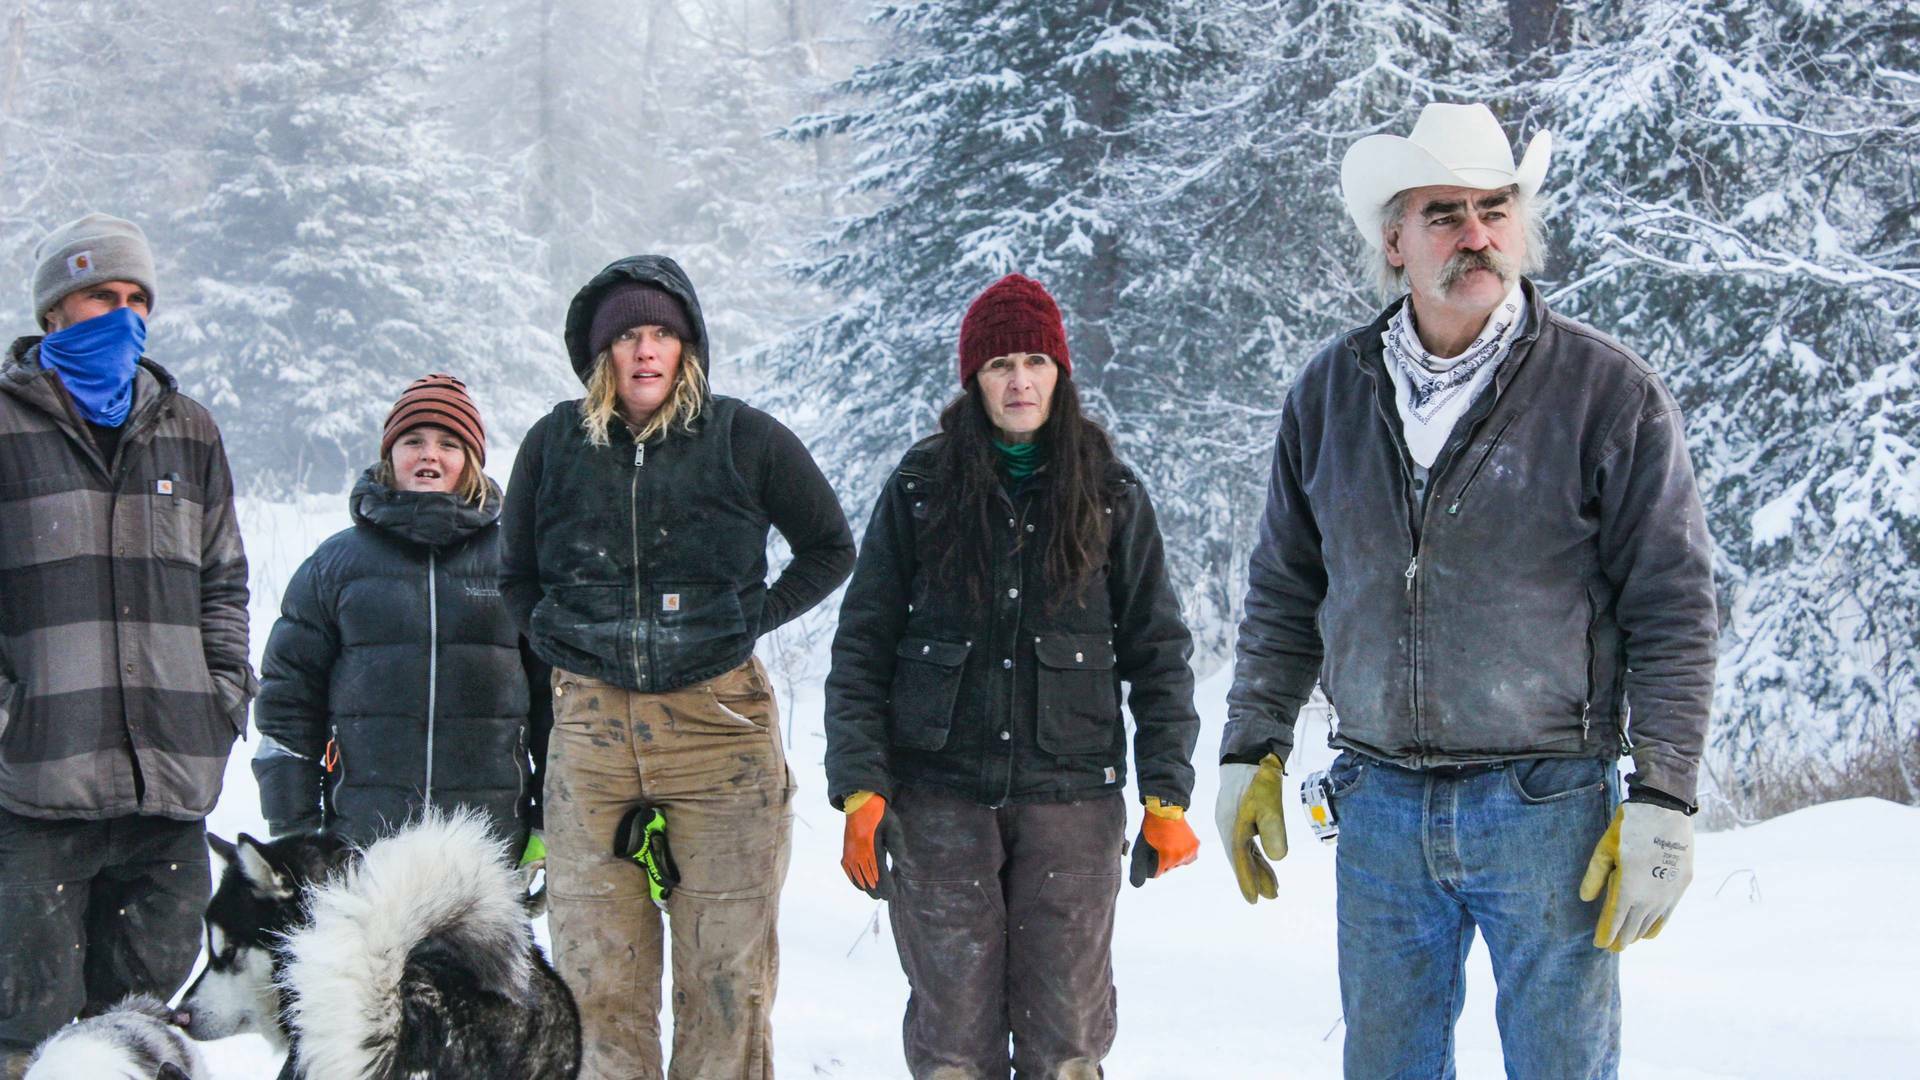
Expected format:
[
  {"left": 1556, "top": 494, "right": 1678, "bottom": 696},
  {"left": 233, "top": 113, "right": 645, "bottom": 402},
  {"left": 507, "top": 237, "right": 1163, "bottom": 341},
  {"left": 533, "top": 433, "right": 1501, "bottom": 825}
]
[
  {"left": 174, "top": 0, "right": 564, "bottom": 492},
  {"left": 769, "top": 0, "right": 1210, "bottom": 609},
  {"left": 1545, "top": 0, "right": 1920, "bottom": 803}
]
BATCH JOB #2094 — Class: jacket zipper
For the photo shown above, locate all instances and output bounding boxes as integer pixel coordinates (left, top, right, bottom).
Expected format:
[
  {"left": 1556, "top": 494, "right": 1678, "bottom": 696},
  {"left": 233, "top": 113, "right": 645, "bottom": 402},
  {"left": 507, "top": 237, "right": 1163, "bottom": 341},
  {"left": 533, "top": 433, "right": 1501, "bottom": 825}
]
[
  {"left": 631, "top": 438, "right": 646, "bottom": 688},
  {"left": 1581, "top": 587, "right": 1598, "bottom": 742},
  {"left": 1365, "top": 377, "right": 1427, "bottom": 746},
  {"left": 1445, "top": 417, "right": 1515, "bottom": 516},
  {"left": 425, "top": 548, "right": 439, "bottom": 803}
]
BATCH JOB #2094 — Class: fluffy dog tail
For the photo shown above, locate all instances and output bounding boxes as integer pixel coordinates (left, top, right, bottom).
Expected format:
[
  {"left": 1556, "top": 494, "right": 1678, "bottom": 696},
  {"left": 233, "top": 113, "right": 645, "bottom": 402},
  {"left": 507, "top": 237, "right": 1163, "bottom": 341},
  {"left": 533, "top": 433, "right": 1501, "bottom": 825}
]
[{"left": 279, "top": 809, "right": 530, "bottom": 1080}]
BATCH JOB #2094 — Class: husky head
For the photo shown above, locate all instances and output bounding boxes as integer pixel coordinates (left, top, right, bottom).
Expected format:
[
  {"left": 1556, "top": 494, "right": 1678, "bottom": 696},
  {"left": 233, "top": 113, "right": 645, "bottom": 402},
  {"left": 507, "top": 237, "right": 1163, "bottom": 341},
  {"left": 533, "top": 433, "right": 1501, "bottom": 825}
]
[
  {"left": 24, "top": 993, "right": 207, "bottom": 1080},
  {"left": 177, "top": 831, "right": 352, "bottom": 1049}
]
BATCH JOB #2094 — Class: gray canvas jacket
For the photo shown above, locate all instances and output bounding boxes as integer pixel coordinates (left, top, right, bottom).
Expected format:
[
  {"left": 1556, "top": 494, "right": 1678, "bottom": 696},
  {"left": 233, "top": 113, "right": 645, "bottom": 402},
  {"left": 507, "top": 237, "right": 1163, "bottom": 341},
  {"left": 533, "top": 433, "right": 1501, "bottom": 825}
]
[
  {"left": 0, "top": 339, "right": 254, "bottom": 820},
  {"left": 1222, "top": 281, "right": 1717, "bottom": 805}
]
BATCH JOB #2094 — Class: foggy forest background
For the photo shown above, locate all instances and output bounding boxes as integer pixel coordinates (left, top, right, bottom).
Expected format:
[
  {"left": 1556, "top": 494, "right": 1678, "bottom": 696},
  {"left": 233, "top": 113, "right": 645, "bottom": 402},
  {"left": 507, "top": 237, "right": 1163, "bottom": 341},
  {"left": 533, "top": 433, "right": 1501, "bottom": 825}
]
[{"left": 1, "top": 0, "right": 1913, "bottom": 823}]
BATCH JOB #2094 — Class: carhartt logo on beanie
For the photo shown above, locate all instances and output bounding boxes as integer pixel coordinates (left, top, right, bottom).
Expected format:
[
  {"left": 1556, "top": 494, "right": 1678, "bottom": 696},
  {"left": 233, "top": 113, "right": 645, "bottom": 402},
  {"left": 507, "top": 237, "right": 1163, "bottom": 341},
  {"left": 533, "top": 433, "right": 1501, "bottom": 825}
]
[
  {"left": 957, "top": 274, "right": 1071, "bottom": 386},
  {"left": 382, "top": 373, "right": 487, "bottom": 466},
  {"left": 588, "top": 283, "right": 696, "bottom": 360},
  {"left": 32, "top": 213, "right": 158, "bottom": 330}
]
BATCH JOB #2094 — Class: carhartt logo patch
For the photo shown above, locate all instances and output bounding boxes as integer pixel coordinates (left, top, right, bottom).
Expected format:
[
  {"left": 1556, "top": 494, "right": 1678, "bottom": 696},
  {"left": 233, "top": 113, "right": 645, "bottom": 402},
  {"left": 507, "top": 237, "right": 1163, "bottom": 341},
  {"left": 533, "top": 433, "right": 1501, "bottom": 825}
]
[
  {"left": 67, "top": 251, "right": 93, "bottom": 277},
  {"left": 155, "top": 479, "right": 173, "bottom": 495},
  {"left": 662, "top": 593, "right": 681, "bottom": 612},
  {"left": 1104, "top": 766, "right": 1117, "bottom": 784}
]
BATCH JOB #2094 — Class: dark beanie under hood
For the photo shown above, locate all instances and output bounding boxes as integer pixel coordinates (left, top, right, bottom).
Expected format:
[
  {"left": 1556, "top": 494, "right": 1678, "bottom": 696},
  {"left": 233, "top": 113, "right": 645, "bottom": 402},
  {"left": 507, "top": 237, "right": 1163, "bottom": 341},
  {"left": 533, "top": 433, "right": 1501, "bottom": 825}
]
[{"left": 563, "top": 255, "right": 711, "bottom": 387}]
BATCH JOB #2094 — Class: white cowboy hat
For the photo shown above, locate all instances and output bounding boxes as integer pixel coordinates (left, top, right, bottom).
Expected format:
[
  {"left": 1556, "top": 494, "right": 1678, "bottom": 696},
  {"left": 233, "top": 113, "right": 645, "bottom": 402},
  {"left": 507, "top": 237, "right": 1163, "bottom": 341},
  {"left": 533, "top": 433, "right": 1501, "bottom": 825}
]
[{"left": 1341, "top": 102, "right": 1552, "bottom": 249}]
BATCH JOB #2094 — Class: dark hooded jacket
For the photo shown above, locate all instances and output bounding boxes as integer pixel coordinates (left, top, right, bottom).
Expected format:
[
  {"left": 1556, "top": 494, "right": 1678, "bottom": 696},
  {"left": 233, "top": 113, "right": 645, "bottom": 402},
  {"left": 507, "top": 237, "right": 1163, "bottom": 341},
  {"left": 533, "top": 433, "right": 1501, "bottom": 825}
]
[
  {"left": 501, "top": 255, "right": 854, "bottom": 692},
  {"left": 251, "top": 470, "right": 547, "bottom": 848}
]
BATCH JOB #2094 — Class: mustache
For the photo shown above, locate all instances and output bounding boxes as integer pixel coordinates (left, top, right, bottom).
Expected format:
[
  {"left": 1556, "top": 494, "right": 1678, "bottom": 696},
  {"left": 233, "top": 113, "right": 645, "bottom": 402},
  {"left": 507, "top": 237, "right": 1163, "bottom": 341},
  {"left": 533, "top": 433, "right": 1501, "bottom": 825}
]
[{"left": 1437, "top": 247, "right": 1516, "bottom": 291}]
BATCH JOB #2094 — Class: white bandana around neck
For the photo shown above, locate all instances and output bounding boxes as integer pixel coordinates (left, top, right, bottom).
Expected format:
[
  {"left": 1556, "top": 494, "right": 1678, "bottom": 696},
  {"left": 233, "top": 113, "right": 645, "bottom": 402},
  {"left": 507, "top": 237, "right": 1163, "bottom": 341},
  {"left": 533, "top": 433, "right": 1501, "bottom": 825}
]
[{"left": 1383, "top": 282, "right": 1527, "bottom": 468}]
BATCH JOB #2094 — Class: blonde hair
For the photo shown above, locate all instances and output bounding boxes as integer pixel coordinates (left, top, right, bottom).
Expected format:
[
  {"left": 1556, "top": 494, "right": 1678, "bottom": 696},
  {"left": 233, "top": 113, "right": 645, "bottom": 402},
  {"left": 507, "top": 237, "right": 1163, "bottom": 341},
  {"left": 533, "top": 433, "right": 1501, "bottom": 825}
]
[
  {"left": 580, "top": 347, "right": 708, "bottom": 448},
  {"left": 376, "top": 438, "right": 488, "bottom": 506}
]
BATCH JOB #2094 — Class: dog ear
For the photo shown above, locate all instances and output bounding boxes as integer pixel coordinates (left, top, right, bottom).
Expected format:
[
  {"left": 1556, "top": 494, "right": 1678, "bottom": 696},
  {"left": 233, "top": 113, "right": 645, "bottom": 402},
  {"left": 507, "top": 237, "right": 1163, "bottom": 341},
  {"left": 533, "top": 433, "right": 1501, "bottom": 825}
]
[
  {"left": 206, "top": 833, "right": 239, "bottom": 877},
  {"left": 286, "top": 833, "right": 352, "bottom": 883},
  {"left": 235, "top": 834, "right": 296, "bottom": 900}
]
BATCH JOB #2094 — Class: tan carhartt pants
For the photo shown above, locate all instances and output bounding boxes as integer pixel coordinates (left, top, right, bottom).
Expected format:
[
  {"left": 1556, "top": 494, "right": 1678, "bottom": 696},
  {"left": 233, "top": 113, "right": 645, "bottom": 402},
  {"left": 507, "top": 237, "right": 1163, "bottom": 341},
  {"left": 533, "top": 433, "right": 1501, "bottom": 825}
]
[{"left": 546, "top": 658, "right": 794, "bottom": 1080}]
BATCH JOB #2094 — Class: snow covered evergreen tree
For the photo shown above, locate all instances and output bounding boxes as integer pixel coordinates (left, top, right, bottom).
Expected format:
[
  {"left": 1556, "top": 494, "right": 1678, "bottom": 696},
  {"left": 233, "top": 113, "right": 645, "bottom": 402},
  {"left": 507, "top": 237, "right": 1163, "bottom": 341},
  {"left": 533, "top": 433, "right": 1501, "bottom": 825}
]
[
  {"left": 0, "top": 1, "right": 233, "bottom": 331},
  {"left": 1544, "top": 0, "right": 1920, "bottom": 803},
  {"left": 768, "top": 0, "right": 1216, "bottom": 621},
  {"left": 1113, "top": 0, "right": 1515, "bottom": 648},
  {"left": 174, "top": 0, "right": 565, "bottom": 492}
]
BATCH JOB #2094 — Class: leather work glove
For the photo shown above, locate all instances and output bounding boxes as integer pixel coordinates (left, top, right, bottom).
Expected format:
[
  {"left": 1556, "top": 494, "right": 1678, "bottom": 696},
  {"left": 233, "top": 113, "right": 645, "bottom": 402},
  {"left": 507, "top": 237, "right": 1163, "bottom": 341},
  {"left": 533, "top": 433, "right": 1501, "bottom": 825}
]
[
  {"left": 841, "top": 791, "right": 901, "bottom": 900},
  {"left": 1128, "top": 797, "right": 1201, "bottom": 887},
  {"left": 1579, "top": 802, "right": 1695, "bottom": 951},
  {"left": 1214, "top": 753, "right": 1288, "bottom": 904}
]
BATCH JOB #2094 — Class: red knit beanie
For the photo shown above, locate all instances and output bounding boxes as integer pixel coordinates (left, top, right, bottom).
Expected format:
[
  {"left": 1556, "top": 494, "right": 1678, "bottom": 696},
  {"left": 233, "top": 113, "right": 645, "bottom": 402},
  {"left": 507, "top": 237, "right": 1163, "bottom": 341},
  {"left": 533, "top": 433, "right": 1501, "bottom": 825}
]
[
  {"left": 957, "top": 273, "right": 1071, "bottom": 386},
  {"left": 382, "top": 373, "right": 487, "bottom": 466}
]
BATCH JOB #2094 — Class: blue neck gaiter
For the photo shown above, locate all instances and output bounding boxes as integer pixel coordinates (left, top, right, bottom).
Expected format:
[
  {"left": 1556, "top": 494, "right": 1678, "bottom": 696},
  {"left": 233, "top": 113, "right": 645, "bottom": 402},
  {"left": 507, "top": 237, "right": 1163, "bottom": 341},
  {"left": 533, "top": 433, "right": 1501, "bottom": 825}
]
[{"left": 38, "top": 307, "right": 146, "bottom": 428}]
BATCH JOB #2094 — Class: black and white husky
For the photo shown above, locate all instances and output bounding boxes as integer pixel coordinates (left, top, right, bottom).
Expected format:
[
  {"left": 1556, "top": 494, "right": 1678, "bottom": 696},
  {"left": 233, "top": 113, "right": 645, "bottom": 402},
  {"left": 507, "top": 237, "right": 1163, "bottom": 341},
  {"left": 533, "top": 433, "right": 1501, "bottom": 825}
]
[
  {"left": 24, "top": 993, "right": 205, "bottom": 1080},
  {"left": 179, "top": 811, "right": 580, "bottom": 1079}
]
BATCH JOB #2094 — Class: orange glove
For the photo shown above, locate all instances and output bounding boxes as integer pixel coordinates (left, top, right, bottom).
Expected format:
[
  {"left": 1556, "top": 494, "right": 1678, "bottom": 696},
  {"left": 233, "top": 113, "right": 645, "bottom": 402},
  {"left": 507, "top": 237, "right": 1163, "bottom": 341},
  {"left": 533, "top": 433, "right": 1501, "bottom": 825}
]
[
  {"left": 840, "top": 791, "right": 899, "bottom": 899},
  {"left": 1128, "top": 797, "right": 1201, "bottom": 887}
]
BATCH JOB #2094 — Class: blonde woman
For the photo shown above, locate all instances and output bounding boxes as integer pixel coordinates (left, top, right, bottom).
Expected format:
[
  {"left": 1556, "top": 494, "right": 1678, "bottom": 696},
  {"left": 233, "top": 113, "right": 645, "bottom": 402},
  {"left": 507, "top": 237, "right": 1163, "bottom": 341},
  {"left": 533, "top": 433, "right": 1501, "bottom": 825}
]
[
  {"left": 253, "top": 374, "right": 547, "bottom": 853},
  {"left": 502, "top": 255, "right": 853, "bottom": 1078}
]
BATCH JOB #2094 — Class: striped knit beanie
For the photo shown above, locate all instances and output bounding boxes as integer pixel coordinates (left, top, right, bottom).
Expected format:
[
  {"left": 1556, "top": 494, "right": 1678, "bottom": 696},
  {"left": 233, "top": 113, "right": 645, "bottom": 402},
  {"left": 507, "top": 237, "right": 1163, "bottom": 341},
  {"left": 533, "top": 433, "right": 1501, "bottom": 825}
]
[
  {"left": 957, "top": 273, "right": 1071, "bottom": 386},
  {"left": 381, "top": 373, "right": 487, "bottom": 466}
]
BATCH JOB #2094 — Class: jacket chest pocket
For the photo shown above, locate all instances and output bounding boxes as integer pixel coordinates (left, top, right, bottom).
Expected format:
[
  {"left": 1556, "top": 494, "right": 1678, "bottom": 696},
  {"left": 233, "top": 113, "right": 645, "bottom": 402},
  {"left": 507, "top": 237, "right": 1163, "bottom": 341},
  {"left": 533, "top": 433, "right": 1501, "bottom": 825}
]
[
  {"left": 1035, "top": 634, "right": 1118, "bottom": 756},
  {"left": 888, "top": 637, "right": 970, "bottom": 751},
  {"left": 149, "top": 484, "right": 203, "bottom": 566}
]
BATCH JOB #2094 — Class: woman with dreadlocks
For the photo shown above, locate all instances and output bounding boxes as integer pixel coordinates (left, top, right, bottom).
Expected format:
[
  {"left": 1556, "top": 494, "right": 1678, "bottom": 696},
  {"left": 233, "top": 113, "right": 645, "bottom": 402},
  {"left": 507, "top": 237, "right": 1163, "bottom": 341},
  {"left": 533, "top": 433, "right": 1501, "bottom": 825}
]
[{"left": 824, "top": 273, "right": 1202, "bottom": 1080}]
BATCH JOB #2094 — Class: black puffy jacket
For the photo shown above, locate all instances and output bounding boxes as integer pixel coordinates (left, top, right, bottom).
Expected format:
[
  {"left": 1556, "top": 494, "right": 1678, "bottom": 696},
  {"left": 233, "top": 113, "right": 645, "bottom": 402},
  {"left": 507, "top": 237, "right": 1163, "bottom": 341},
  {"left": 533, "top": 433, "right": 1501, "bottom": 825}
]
[
  {"left": 824, "top": 438, "right": 1200, "bottom": 809},
  {"left": 252, "top": 471, "right": 547, "bottom": 848}
]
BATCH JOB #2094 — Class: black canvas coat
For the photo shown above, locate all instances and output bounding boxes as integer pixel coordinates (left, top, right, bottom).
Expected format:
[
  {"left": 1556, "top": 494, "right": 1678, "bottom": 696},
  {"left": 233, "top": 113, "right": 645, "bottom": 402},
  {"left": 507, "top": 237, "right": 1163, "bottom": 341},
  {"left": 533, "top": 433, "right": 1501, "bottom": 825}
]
[
  {"left": 502, "top": 255, "right": 854, "bottom": 693},
  {"left": 825, "top": 438, "right": 1200, "bottom": 809}
]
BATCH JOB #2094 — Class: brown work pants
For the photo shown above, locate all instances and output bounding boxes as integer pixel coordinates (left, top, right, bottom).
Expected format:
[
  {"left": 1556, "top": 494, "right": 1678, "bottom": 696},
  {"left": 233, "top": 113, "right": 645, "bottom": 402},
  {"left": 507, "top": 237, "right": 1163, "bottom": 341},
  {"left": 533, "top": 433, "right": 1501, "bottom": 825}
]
[
  {"left": 888, "top": 784, "right": 1125, "bottom": 1080},
  {"left": 546, "top": 659, "right": 794, "bottom": 1080}
]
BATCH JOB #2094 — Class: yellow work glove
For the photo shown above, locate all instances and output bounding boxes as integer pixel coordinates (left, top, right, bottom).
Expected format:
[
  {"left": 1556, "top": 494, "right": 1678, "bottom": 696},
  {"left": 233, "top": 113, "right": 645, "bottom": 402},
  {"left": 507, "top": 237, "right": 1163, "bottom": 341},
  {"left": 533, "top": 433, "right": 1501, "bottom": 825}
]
[
  {"left": 1579, "top": 802, "right": 1695, "bottom": 951},
  {"left": 1213, "top": 753, "right": 1288, "bottom": 904}
]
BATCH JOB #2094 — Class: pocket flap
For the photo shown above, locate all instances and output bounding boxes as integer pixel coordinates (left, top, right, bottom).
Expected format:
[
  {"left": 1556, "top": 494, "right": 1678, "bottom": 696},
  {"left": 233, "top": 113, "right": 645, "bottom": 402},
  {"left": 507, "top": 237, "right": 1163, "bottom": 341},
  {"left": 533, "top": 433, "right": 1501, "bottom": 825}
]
[
  {"left": 1034, "top": 635, "right": 1115, "bottom": 670},
  {"left": 895, "top": 637, "right": 970, "bottom": 667}
]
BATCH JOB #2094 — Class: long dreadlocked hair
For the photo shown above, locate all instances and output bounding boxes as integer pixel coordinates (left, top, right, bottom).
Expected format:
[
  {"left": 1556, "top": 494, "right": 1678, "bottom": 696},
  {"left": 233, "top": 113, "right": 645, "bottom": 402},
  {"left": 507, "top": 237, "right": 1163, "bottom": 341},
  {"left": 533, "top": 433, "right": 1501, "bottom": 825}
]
[{"left": 924, "top": 371, "right": 1116, "bottom": 610}]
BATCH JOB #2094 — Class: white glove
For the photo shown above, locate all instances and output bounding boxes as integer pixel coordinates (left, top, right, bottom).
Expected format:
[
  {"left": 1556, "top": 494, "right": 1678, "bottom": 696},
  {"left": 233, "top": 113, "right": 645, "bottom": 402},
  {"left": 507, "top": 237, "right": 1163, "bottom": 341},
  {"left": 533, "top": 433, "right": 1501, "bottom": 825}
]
[{"left": 1579, "top": 801, "right": 1695, "bottom": 951}]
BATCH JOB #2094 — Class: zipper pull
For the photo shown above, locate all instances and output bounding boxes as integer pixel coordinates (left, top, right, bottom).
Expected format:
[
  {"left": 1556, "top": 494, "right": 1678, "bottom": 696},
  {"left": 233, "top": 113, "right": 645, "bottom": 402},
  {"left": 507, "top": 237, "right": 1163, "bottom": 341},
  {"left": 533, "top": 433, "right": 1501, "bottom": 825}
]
[
  {"left": 1404, "top": 556, "right": 1417, "bottom": 591},
  {"left": 634, "top": 442, "right": 645, "bottom": 467}
]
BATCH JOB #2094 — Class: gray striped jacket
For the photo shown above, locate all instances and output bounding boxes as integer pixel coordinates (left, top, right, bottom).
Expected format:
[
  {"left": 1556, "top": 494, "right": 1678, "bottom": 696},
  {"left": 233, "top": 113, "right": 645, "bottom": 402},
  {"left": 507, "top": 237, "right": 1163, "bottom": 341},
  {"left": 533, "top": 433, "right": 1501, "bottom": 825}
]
[{"left": 0, "top": 338, "right": 254, "bottom": 821}]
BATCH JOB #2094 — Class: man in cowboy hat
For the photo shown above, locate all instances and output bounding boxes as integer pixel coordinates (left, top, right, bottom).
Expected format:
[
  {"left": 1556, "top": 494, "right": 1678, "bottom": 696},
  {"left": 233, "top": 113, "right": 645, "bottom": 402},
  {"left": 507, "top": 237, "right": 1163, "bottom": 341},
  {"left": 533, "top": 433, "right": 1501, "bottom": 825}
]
[{"left": 1215, "top": 102, "right": 1717, "bottom": 1075}]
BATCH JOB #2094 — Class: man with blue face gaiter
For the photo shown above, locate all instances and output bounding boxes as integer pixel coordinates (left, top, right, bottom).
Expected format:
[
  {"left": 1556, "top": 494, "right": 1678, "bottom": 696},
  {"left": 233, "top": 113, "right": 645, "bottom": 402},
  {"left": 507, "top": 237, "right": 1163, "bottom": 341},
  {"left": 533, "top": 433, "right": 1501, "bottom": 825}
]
[{"left": 0, "top": 213, "right": 255, "bottom": 1075}]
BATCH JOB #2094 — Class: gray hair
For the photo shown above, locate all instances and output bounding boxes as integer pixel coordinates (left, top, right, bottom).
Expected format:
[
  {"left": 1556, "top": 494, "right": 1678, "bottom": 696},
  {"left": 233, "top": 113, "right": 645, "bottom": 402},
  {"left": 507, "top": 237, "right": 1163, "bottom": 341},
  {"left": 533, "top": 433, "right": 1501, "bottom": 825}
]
[{"left": 1367, "top": 186, "right": 1546, "bottom": 300}]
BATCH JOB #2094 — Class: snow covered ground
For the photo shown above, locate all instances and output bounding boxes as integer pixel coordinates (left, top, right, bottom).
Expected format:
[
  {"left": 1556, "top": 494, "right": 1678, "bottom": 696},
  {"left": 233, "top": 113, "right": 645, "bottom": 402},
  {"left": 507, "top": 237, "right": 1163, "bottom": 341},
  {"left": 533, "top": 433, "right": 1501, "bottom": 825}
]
[{"left": 190, "top": 495, "right": 1920, "bottom": 1077}]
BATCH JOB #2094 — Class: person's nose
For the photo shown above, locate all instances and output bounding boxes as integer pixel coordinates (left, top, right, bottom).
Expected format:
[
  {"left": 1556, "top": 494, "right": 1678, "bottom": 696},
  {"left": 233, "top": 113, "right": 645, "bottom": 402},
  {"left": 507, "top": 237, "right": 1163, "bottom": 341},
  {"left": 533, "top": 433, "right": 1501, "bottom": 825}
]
[{"left": 1458, "top": 214, "right": 1491, "bottom": 250}]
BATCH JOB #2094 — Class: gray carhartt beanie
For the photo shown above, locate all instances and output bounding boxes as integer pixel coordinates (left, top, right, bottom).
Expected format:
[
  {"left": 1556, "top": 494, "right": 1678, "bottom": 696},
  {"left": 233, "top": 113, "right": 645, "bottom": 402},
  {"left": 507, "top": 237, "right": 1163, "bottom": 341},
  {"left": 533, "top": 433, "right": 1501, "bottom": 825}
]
[{"left": 32, "top": 213, "right": 157, "bottom": 329}]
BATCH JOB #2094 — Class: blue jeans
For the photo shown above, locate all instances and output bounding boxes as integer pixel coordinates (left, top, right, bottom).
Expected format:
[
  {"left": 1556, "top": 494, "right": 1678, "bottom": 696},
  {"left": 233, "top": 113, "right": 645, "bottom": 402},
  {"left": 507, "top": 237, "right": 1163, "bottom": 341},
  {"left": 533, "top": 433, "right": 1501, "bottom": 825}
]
[{"left": 1329, "top": 752, "right": 1621, "bottom": 1079}]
